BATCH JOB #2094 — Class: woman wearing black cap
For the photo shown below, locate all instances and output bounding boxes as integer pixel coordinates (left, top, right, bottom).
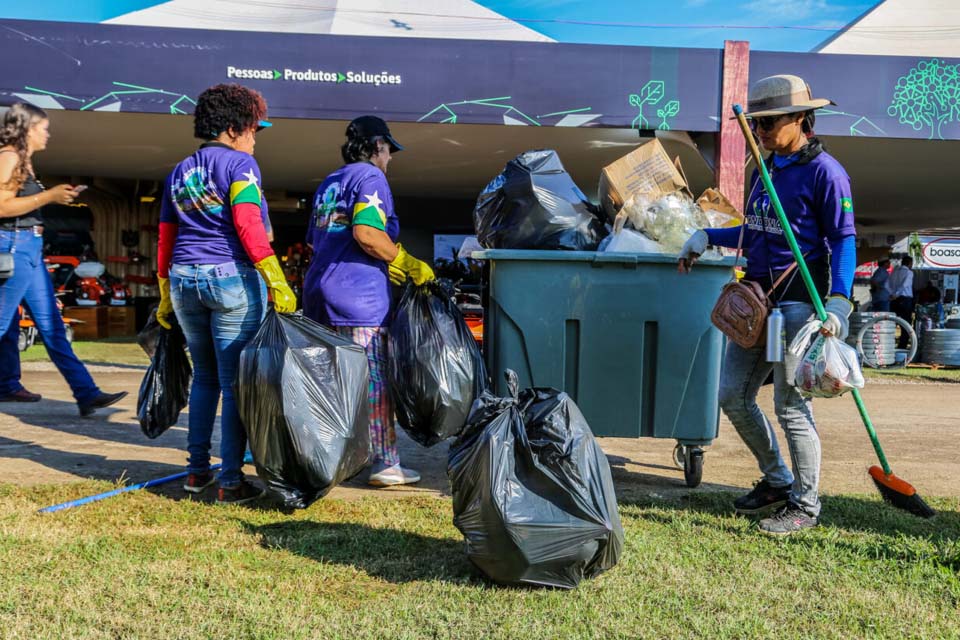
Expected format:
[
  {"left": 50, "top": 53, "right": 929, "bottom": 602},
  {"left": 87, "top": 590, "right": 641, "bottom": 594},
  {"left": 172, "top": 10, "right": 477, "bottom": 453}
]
[{"left": 303, "top": 115, "right": 434, "bottom": 486}]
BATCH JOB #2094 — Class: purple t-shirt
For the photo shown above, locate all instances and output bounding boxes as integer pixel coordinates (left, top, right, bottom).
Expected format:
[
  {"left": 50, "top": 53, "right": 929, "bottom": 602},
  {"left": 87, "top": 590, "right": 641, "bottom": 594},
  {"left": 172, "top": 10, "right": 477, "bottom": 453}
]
[
  {"left": 303, "top": 162, "right": 399, "bottom": 327},
  {"left": 160, "top": 142, "right": 270, "bottom": 266},
  {"left": 734, "top": 149, "right": 855, "bottom": 281}
]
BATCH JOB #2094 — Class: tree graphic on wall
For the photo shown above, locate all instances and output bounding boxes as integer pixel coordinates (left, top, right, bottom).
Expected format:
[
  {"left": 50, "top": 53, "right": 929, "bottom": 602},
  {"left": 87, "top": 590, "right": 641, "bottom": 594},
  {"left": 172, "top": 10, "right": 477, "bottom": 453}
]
[
  {"left": 888, "top": 59, "right": 960, "bottom": 140},
  {"left": 629, "top": 80, "right": 680, "bottom": 131}
]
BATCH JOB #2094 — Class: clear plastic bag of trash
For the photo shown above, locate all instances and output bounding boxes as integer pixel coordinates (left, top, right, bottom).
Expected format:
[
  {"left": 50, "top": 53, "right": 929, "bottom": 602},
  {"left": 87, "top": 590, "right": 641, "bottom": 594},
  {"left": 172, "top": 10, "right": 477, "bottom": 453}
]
[
  {"left": 789, "top": 321, "right": 865, "bottom": 398},
  {"left": 473, "top": 150, "right": 607, "bottom": 251},
  {"left": 448, "top": 370, "right": 624, "bottom": 589},
  {"left": 236, "top": 311, "right": 371, "bottom": 508},
  {"left": 621, "top": 192, "right": 709, "bottom": 254},
  {"left": 388, "top": 280, "right": 488, "bottom": 447},
  {"left": 599, "top": 210, "right": 663, "bottom": 253},
  {"left": 137, "top": 322, "right": 191, "bottom": 439}
]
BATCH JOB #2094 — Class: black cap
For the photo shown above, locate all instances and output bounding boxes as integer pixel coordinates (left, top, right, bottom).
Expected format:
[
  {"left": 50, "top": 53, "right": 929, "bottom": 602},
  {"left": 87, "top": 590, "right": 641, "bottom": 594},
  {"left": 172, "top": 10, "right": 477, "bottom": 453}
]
[{"left": 348, "top": 115, "right": 403, "bottom": 152}]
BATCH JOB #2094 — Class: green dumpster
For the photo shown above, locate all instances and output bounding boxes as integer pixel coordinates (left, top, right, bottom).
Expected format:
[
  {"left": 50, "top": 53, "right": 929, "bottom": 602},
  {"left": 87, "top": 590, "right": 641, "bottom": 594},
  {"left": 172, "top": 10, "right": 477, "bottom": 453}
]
[{"left": 477, "top": 250, "right": 735, "bottom": 486}]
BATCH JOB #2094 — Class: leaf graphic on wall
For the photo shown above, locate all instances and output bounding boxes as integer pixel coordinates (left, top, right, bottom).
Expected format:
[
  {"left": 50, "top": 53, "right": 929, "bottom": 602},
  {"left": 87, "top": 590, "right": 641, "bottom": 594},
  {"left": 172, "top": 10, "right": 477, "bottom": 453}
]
[
  {"left": 638, "top": 80, "right": 665, "bottom": 105},
  {"left": 629, "top": 94, "right": 642, "bottom": 107},
  {"left": 661, "top": 100, "right": 680, "bottom": 118}
]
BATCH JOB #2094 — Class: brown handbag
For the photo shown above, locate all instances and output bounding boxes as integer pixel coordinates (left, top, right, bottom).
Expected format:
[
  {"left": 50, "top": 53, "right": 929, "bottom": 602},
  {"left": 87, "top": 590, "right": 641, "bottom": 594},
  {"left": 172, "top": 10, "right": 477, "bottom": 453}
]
[{"left": 710, "top": 224, "right": 797, "bottom": 349}]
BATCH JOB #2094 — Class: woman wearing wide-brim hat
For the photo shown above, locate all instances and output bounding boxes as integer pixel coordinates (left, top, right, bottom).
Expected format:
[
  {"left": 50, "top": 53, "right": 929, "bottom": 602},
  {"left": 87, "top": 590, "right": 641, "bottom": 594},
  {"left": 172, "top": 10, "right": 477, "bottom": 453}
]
[{"left": 679, "top": 74, "right": 857, "bottom": 535}]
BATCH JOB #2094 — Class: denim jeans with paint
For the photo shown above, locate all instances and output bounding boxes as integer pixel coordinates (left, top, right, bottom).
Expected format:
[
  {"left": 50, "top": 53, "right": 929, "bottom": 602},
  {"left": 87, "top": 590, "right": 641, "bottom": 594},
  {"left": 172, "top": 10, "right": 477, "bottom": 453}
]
[
  {"left": 717, "top": 301, "right": 822, "bottom": 517},
  {"left": 170, "top": 262, "right": 266, "bottom": 488},
  {"left": 0, "top": 230, "right": 99, "bottom": 403}
]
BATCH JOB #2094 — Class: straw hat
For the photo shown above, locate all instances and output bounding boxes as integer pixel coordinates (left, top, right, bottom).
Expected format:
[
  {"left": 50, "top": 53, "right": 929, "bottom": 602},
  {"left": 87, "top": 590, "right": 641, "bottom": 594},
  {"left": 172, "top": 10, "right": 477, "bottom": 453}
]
[{"left": 744, "top": 74, "right": 835, "bottom": 118}]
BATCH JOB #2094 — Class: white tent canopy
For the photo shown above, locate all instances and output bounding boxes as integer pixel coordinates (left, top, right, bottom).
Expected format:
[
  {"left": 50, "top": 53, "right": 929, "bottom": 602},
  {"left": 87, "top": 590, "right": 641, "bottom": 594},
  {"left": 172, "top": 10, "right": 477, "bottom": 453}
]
[
  {"left": 105, "top": 0, "right": 553, "bottom": 41},
  {"left": 816, "top": 0, "right": 960, "bottom": 57}
]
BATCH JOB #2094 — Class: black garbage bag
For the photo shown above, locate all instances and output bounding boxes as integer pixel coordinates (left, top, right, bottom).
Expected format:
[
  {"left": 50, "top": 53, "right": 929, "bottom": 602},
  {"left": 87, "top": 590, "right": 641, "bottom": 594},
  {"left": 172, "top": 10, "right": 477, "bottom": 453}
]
[
  {"left": 136, "top": 308, "right": 163, "bottom": 358},
  {"left": 236, "top": 311, "right": 370, "bottom": 509},
  {"left": 137, "top": 323, "right": 191, "bottom": 439},
  {"left": 473, "top": 149, "right": 607, "bottom": 251},
  {"left": 388, "top": 280, "right": 488, "bottom": 447},
  {"left": 448, "top": 370, "right": 624, "bottom": 589}
]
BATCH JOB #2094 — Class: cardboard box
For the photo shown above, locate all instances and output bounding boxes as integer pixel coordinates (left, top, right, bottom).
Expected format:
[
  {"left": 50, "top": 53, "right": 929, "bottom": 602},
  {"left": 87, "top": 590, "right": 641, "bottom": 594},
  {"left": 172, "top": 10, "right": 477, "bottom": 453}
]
[{"left": 598, "top": 139, "right": 689, "bottom": 223}]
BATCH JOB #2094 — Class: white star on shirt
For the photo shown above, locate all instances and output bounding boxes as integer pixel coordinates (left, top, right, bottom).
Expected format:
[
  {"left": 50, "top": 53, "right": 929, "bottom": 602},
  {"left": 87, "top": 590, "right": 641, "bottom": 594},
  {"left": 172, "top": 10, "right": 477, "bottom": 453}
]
[
  {"left": 242, "top": 169, "right": 259, "bottom": 185},
  {"left": 363, "top": 191, "right": 383, "bottom": 211}
]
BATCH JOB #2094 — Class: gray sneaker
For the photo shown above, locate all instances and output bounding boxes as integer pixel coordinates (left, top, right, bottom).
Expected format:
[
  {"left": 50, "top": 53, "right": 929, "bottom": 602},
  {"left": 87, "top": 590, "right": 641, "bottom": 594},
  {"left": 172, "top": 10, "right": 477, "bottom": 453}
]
[{"left": 759, "top": 503, "right": 819, "bottom": 536}]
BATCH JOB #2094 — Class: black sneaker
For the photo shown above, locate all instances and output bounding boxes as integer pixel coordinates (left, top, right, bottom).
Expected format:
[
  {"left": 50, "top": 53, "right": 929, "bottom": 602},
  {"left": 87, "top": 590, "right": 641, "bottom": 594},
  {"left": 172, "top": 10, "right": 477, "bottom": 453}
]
[
  {"left": 759, "top": 503, "right": 819, "bottom": 536},
  {"left": 183, "top": 471, "right": 217, "bottom": 494},
  {"left": 733, "top": 479, "right": 791, "bottom": 515},
  {"left": 78, "top": 391, "right": 129, "bottom": 417},
  {"left": 216, "top": 480, "right": 265, "bottom": 506}
]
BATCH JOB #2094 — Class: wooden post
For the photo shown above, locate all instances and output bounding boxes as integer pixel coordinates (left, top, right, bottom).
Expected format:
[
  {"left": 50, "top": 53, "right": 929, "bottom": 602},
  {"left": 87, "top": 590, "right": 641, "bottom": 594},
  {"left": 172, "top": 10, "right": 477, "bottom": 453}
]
[{"left": 715, "top": 40, "right": 750, "bottom": 215}]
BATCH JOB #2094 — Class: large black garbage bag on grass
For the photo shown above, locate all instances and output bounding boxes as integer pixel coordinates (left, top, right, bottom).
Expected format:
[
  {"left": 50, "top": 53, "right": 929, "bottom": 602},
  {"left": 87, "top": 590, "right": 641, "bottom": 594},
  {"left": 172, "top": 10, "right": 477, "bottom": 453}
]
[
  {"left": 137, "top": 323, "right": 191, "bottom": 439},
  {"left": 448, "top": 371, "right": 624, "bottom": 589},
  {"left": 388, "top": 280, "right": 488, "bottom": 447},
  {"left": 473, "top": 149, "right": 606, "bottom": 251},
  {"left": 237, "top": 311, "right": 371, "bottom": 509}
]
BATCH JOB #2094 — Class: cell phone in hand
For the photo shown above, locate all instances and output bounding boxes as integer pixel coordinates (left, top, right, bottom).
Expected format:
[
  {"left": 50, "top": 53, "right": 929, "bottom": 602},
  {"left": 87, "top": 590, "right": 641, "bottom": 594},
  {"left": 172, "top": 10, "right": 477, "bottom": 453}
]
[{"left": 73, "top": 185, "right": 88, "bottom": 193}]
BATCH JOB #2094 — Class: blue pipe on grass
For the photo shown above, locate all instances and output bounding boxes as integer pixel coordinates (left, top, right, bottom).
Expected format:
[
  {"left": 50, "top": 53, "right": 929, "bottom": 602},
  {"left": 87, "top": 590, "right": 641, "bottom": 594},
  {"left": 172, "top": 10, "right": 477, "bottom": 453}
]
[{"left": 38, "top": 464, "right": 223, "bottom": 514}]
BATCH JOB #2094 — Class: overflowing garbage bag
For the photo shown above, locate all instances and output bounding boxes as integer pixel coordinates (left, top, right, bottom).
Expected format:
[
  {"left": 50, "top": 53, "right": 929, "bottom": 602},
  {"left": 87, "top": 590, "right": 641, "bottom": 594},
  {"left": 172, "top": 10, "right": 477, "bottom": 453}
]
[
  {"left": 620, "top": 192, "right": 710, "bottom": 254},
  {"left": 474, "top": 150, "right": 607, "bottom": 251},
  {"left": 599, "top": 210, "right": 663, "bottom": 253},
  {"left": 236, "top": 311, "right": 371, "bottom": 508},
  {"left": 789, "top": 321, "right": 865, "bottom": 398},
  {"left": 448, "top": 370, "right": 623, "bottom": 589},
  {"left": 137, "top": 322, "right": 191, "bottom": 439},
  {"left": 388, "top": 280, "right": 488, "bottom": 447}
]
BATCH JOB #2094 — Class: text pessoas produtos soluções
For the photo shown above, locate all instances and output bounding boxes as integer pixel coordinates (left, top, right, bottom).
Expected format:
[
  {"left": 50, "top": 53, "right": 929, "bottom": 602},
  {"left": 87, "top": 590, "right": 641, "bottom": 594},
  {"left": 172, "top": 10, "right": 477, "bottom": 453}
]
[{"left": 226, "top": 66, "right": 402, "bottom": 86}]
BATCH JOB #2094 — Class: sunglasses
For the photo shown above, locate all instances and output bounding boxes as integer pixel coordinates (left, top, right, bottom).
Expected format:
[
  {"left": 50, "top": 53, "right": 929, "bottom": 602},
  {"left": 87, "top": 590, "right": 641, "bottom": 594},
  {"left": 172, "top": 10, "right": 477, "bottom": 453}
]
[{"left": 750, "top": 115, "right": 788, "bottom": 131}]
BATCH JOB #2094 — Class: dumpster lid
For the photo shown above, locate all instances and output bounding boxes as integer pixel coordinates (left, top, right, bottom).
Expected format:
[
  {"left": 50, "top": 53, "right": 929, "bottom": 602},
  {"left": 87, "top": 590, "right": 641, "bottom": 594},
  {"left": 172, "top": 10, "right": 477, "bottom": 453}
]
[{"left": 472, "top": 249, "right": 739, "bottom": 268}]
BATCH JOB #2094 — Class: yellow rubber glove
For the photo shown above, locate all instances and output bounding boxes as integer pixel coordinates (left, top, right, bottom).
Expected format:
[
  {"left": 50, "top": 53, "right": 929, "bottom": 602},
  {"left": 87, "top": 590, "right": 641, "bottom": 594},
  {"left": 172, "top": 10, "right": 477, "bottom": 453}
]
[
  {"left": 156, "top": 277, "right": 174, "bottom": 330},
  {"left": 388, "top": 244, "right": 435, "bottom": 286},
  {"left": 254, "top": 255, "right": 298, "bottom": 313}
]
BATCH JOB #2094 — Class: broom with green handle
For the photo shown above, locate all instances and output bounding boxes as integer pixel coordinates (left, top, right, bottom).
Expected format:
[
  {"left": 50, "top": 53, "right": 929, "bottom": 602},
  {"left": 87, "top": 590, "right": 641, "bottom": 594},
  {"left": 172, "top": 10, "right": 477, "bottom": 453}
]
[{"left": 732, "top": 103, "right": 935, "bottom": 518}]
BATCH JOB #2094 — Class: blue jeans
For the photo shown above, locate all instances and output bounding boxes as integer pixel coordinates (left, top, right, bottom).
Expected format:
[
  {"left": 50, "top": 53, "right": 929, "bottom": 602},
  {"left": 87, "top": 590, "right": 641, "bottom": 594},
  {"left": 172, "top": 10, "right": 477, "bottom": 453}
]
[
  {"left": 0, "top": 231, "right": 99, "bottom": 403},
  {"left": 170, "top": 262, "right": 266, "bottom": 487},
  {"left": 717, "top": 302, "right": 822, "bottom": 517},
  {"left": 0, "top": 309, "right": 23, "bottom": 396},
  {"left": 872, "top": 299, "right": 890, "bottom": 312}
]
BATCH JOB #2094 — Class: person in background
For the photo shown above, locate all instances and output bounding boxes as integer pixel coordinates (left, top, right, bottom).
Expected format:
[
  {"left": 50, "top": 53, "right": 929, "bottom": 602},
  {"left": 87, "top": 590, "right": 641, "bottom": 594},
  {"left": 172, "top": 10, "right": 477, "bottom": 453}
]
[
  {"left": 679, "top": 75, "right": 856, "bottom": 535},
  {"left": 303, "top": 115, "right": 434, "bottom": 487},
  {"left": 0, "top": 309, "right": 41, "bottom": 402},
  {"left": 888, "top": 256, "right": 915, "bottom": 348},
  {"left": 869, "top": 258, "right": 891, "bottom": 312},
  {"left": 156, "top": 84, "right": 296, "bottom": 504},
  {"left": 917, "top": 280, "right": 941, "bottom": 305},
  {"left": 0, "top": 102, "right": 126, "bottom": 416}
]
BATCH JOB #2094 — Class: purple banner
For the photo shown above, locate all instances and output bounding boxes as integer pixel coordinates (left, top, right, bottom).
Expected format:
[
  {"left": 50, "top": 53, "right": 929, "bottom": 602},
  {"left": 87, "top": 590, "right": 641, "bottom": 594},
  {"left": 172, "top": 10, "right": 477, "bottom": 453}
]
[{"left": 0, "top": 19, "right": 721, "bottom": 132}]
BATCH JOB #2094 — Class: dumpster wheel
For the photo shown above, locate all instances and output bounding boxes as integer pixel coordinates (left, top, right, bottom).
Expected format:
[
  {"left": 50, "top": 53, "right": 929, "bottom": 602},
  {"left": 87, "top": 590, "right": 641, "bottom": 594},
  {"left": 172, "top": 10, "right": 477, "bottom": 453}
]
[
  {"left": 672, "top": 443, "right": 686, "bottom": 470},
  {"left": 683, "top": 447, "right": 704, "bottom": 488}
]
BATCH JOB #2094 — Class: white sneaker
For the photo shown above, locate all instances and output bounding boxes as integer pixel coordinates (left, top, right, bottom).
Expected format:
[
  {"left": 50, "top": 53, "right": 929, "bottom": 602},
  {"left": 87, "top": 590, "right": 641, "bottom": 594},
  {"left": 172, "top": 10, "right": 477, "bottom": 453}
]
[{"left": 368, "top": 463, "right": 421, "bottom": 487}]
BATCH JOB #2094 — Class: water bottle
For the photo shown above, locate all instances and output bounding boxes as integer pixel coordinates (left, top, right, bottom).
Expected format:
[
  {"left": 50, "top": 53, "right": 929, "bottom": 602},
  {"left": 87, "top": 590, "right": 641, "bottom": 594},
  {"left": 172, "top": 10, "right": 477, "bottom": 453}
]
[{"left": 766, "top": 307, "right": 784, "bottom": 363}]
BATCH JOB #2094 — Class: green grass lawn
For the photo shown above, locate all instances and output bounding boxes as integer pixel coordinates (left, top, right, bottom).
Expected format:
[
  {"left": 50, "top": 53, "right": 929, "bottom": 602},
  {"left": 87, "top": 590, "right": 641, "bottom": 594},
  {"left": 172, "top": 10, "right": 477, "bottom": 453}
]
[
  {"left": 20, "top": 338, "right": 149, "bottom": 367},
  {"left": 1, "top": 485, "right": 957, "bottom": 639}
]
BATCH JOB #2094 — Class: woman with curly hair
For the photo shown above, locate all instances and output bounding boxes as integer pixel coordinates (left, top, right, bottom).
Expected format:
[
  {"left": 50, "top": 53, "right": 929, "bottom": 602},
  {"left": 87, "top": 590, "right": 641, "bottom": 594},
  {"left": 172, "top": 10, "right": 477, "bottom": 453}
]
[
  {"left": 157, "top": 83, "right": 296, "bottom": 504},
  {"left": 0, "top": 102, "right": 127, "bottom": 415}
]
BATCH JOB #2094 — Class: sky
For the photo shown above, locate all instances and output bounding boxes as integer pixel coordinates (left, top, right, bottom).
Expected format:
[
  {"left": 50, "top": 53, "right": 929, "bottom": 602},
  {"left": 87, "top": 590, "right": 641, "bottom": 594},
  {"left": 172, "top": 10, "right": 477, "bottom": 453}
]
[
  {"left": 479, "top": 0, "right": 880, "bottom": 51},
  {"left": 0, "top": 0, "right": 881, "bottom": 52}
]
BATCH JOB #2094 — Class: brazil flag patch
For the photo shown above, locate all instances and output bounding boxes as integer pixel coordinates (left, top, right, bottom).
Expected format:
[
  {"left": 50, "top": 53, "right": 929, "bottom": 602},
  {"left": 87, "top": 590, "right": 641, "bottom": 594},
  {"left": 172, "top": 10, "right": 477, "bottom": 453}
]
[{"left": 841, "top": 197, "right": 853, "bottom": 213}]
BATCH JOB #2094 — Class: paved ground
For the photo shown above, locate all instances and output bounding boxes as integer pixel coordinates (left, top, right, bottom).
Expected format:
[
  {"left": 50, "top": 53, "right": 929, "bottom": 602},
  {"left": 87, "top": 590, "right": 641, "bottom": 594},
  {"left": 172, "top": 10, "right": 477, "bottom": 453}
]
[{"left": 2, "top": 363, "right": 957, "bottom": 508}]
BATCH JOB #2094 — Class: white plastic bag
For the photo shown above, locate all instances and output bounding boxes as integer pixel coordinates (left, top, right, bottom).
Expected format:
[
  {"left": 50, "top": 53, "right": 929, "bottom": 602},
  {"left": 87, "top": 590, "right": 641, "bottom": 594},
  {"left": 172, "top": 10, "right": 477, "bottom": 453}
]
[
  {"left": 788, "top": 320, "right": 865, "bottom": 398},
  {"left": 600, "top": 210, "right": 663, "bottom": 253}
]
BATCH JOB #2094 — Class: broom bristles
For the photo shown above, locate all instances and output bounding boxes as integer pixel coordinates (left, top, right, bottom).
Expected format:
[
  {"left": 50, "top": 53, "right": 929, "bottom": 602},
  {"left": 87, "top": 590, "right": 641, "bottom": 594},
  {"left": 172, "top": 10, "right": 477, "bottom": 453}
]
[{"left": 869, "top": 466, "right": 937, "bottom": 519}]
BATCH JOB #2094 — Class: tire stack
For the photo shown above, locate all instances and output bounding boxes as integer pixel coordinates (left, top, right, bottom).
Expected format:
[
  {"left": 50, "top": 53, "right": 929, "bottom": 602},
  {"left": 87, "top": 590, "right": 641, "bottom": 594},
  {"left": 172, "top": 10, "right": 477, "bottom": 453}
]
[
  {"left": 921, "top": 329, "right": 960, "bottom": 366},
  {"left": 847, "top": 312, "right": 898, "bottom": 367}
]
